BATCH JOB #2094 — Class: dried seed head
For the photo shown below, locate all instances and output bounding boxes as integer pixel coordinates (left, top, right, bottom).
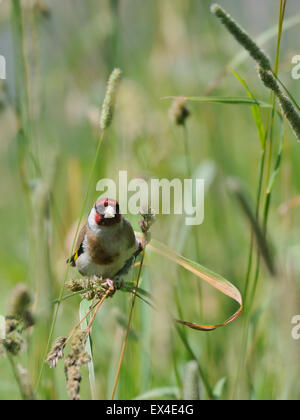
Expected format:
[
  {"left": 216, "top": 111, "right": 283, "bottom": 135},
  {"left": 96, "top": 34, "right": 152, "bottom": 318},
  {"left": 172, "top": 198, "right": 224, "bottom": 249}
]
[
  {"left": 2, "top": 317, "right": 24, "bottom": 356},
  {"left": 64, "top": 331, "right": 91, "bottom": 400},
  {"left": 1, "top": 286, "right": 33, "bottom": 357},
  {"left": 139, "top": 207, "right": 156, "bottom": 232},
  {"left": 169, "top": 97, "right": 190, "bottom": 126},
  {"left": 5, "top": 317, "right": 19, "bottom": 334},
  {"left": 139, "top": 207, "right": 156, "bottom": 244},
  {"left": 22, "top": 310, "right": 35, "bottom": 329},
  {"left": 46, "top": 337, "right": 67, "bottom": 368},
  {"left": 65, "top": 277, "right": 91, "bottom": 293},
  {"left": 65, "top": 365, "right": 81, "bottom": 401},
  {"left": 8, "top": 284, "right": 34, "bottom": 330},
  {"left": 3, "top": 326, "right": 25, "bottom": 356},
  {"left": 100, "top": 68, "right": 122, "bottom": 130},
  {"left": 68, "top": 331, "right": 88, "bottom": 355},
  {"left": 8, "top": 284, "right": 32, "bottom": 318},
  {"left": 66, "top": 276, "right": 109, "bottom": 301},
  {"left": 211, "top": 4, "right": 271, "bottom": 70}
]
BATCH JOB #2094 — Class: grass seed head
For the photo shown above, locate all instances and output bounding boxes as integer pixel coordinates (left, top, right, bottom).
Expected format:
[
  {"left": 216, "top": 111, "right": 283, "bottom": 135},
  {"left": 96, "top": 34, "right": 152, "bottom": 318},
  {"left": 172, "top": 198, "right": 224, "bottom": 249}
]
[
  {"left": 258, "top": 67, "right": 300, "bottom": 142},
  {"left": 2, "top": 289, "right": 35, "bottom": 355},
  {"left": 100, "top": 68, "right": 122, "bottom": 130},
  {"left": 3, "top": 318, "right": 25, "bottom": 356},
  {"left": 64, "top": 331, "right": 91, "bottom": 400},
  {"left": 66, "top": 276, "right": 108, "bottom": 301},
  {"left": 139, "top": 207, "right": 156, "bottom": 244},
  {"left": 211, "top": 3, "right": 271, "bottom": 70},
  {"left": 46, "top": 337, "right": 67, "bottom": 368},
  {"left": 7, "top": 284, "right": 34, "bottom": 329},
  {"left": 278, "top": 93, "right": 300, "bottom": 142},
  {"left": 65, "top": 277, "right": 91, "bottom": 293},
  {"left": 8, "top": 283, "right": 32, "bottom": 318},
  {"left": 258, "top": 67, "right": 280, "bottom": 94},
  {"left": 169, "top": 97, "right": 190, "bottom": 126},
  {"left": 65, "top": 365, "right": 82, "bottom": 401},
  {"left": 183, "top": 360, "right": 201, "bottom": 400}
]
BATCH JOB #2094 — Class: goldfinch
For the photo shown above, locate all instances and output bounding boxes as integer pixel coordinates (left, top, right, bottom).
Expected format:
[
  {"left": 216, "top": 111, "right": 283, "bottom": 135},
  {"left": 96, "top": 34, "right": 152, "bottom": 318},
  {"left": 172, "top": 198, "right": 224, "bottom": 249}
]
[{"left": 68, "top": 198, "right": 141, "bottom": 280}]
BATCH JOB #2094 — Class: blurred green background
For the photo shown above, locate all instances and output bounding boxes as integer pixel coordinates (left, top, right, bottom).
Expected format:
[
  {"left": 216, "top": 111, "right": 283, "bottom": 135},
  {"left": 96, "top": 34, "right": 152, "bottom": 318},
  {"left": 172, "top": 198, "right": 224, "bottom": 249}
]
[{"left": 0, "top": 0, "right": 300, "bottom": 400}]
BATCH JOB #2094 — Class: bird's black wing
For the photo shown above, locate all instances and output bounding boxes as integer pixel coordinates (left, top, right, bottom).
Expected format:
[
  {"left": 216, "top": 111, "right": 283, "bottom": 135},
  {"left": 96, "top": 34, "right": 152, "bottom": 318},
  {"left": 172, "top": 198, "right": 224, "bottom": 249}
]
[{"left": 67, "top": 224, "right": 87, "bottom": 266}]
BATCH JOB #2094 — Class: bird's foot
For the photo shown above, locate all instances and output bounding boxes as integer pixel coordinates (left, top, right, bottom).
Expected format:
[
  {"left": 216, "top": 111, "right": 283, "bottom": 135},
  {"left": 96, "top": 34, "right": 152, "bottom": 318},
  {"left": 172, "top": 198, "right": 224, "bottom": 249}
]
[{"left": 102, "top": 278, "right": 115, "bottom": 296}]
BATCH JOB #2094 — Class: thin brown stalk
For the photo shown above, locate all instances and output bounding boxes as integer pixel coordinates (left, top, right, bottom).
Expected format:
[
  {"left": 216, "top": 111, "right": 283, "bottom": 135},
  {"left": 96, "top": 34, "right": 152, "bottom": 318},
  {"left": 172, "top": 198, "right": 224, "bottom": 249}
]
[
  {"left": 65, "top": 302, "right": 97, "bottom": 346},
  {"left": 85, "top": 289, "right": 111, "bottom": 336},
  {"left": 111, "top": 250, "right": 145, "bottom": 400}
]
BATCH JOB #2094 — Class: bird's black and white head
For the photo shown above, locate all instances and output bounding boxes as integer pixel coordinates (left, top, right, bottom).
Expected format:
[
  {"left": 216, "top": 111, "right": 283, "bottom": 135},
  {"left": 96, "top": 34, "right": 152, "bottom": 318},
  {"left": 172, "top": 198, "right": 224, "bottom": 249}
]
[{"left": 88, "top": 198, "right": 121, "bottom": 231}]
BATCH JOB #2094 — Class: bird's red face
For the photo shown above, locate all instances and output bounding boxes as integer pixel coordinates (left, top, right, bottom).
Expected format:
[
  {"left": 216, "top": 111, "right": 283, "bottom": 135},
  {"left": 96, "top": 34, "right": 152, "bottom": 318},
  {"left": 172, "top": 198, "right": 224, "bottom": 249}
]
[{"left": 94, "top": 198, "right": 121, "bottom": 226}]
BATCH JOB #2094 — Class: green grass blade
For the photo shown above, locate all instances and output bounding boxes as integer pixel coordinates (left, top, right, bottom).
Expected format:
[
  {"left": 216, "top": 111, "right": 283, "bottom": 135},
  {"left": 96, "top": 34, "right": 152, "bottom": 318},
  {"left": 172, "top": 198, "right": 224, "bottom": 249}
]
[
  {"left": 164, "top": 96, "right": 271, "bottom": 107},
  {"left": 175, "top": 325, "right": 213, "bottom": 399},
  {"left": 79, "top": 299, "right": 96, "bottom": 400},
  {"left": 213, "top": 377, "right": 227, "bottom": 400},
  {"left": 227, "top": 178, "right": 275, "bottom": 276},
  {"left": 266, "top": 113, "right": 284, "bottom": 195},
  {"left": 231, "top": 69, "right": 266, "bottom": 148}
]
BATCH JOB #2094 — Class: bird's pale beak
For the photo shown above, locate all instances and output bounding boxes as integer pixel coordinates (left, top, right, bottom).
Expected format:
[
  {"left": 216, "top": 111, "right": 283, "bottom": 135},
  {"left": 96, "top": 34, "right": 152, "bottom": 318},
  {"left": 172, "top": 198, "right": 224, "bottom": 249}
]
[{"left": 104, "top": 205, "right": 116, "bottom": 219}]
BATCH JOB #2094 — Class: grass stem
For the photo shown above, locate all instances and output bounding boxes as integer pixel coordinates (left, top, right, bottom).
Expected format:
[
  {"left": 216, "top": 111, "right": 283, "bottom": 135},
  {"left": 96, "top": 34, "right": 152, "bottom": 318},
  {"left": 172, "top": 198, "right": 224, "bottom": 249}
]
[
  {"left": 35, "top": 131, "right": 105, "bottom": 395},
  {"left": 111, "top": 250, "right": 145, "bottom": 400}
]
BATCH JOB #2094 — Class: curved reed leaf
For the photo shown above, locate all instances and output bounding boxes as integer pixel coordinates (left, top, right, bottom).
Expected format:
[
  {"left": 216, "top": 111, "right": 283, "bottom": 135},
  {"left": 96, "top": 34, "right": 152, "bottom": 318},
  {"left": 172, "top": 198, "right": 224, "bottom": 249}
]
[{"left": 135, "top": 234, "right": 243, "bottom": 332}]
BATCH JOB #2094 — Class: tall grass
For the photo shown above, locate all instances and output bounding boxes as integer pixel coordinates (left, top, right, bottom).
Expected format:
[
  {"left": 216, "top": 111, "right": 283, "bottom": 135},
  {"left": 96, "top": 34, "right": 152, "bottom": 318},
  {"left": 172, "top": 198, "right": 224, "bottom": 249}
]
[
  {"left": 1, "top": 0, "right": 300, "bottom": 401},
  {"left": 35, "top": 68, "right": 122, "bottom": 396}
]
